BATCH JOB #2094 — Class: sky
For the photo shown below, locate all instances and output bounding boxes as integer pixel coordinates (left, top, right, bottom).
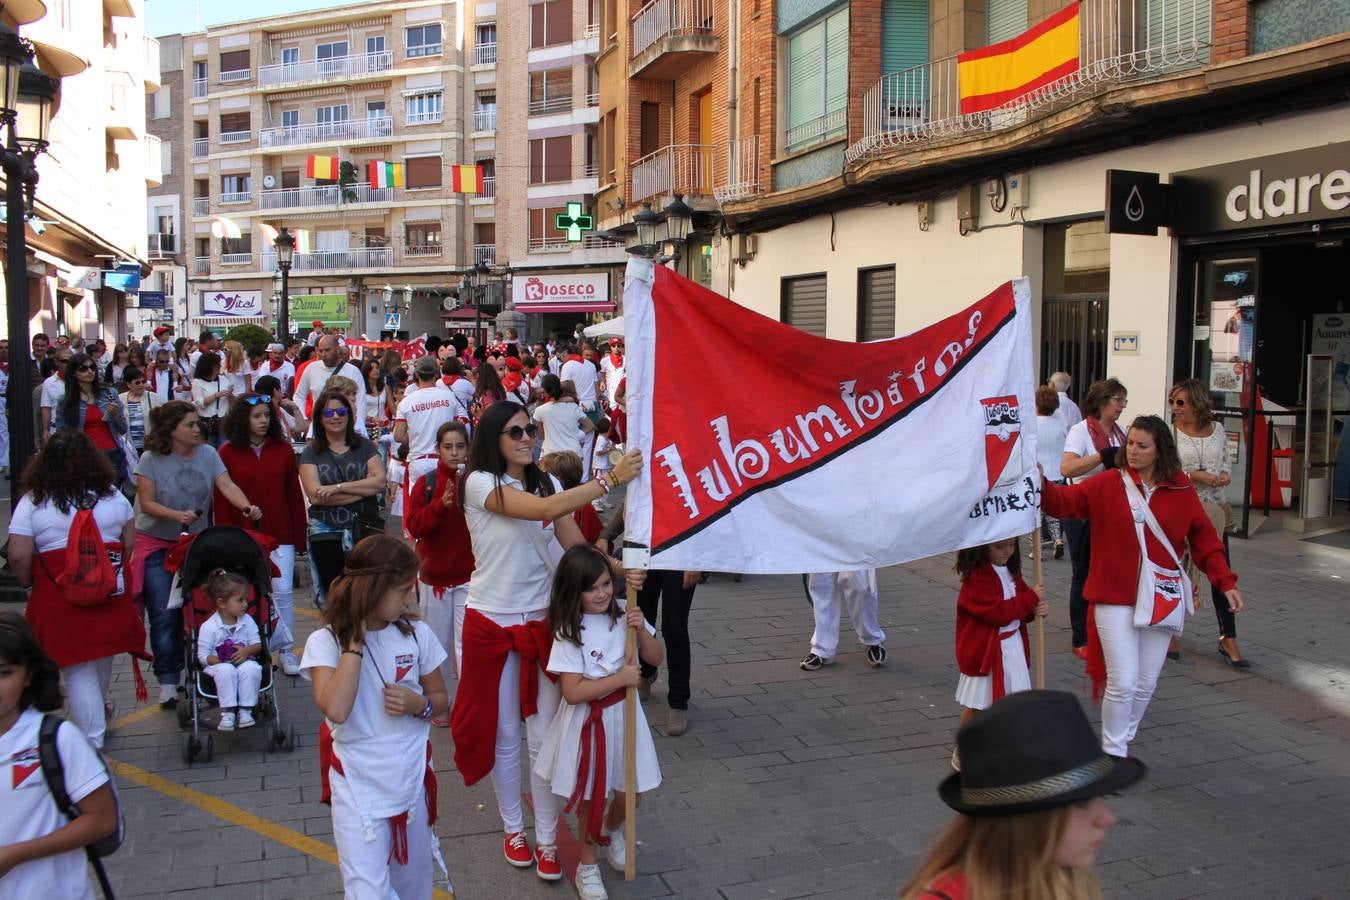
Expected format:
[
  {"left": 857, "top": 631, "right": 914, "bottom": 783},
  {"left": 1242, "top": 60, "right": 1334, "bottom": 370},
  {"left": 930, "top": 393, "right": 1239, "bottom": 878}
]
[{"left": 146, "top": 0, "right": 351, "bottom": 37}]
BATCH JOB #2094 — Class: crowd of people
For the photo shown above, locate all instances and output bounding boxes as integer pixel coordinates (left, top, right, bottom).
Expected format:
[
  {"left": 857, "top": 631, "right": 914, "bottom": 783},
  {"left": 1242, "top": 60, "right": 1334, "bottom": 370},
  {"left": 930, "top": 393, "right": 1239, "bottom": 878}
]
[{"left": 0, "top": 324, "right": 1253, "bottom": 899}]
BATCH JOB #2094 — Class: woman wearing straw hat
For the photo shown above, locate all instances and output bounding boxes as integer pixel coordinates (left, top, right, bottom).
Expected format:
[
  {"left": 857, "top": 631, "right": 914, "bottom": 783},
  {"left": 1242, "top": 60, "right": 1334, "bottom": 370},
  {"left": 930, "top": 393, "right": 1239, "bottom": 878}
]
[{"left": 901, "top": 690, "right": 1146, "bottom": 900}]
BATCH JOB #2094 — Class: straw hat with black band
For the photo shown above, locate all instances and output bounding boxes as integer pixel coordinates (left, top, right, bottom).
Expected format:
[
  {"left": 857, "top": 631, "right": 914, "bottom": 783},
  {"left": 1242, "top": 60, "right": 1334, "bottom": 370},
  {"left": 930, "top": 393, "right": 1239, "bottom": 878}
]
[{"left": 939, "top": 690, "right": 1146, "bottom": 816}]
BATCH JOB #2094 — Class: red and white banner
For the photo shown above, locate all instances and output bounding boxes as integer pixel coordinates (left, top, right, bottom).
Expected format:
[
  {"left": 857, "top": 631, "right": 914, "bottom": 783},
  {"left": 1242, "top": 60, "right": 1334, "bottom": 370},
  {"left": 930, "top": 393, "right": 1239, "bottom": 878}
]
[{"left": 622, "top": 260, "right": 1039, "bottom": 574}]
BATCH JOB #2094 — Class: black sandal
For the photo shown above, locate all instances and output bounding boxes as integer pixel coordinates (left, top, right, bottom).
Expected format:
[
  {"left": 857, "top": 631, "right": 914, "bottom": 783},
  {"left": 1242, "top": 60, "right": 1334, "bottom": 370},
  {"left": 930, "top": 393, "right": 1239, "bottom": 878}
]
[{"left": 1218, "top": 641, "right": 1251, "bottom": 668}]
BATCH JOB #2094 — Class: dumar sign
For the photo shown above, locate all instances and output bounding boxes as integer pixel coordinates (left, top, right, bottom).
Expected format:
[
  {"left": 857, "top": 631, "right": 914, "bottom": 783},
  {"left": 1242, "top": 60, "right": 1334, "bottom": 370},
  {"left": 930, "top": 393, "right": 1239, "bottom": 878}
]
[{"left": 1172, "top": 142, "right": 1350, "bottom": 235}]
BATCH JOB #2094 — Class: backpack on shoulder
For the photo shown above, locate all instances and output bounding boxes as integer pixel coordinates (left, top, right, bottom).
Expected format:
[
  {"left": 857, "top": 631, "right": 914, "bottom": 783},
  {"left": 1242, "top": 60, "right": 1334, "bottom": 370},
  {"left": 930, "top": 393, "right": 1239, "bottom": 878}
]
[{"left": 39, "top": 714, "right": 124, "bottom": 899}]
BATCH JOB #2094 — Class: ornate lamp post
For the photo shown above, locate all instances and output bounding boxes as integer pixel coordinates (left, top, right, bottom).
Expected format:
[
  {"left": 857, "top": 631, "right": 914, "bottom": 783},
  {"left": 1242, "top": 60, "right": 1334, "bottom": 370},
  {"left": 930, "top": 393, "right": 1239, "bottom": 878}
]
[
  {"left": 662, "top": 193, "right": 693, "bottom": 267},
  {"left": 273, "top": 226, "right": 295, "bottom": 339},
  {"left": 627, "top": 201, "right": 661, "bottom": 259}
]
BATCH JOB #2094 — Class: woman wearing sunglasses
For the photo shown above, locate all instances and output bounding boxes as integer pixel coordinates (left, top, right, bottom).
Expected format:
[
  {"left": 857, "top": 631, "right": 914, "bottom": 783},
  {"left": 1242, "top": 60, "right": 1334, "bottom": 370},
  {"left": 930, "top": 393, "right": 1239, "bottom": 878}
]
[
  {"left": 298, "top": 388, "right": 386, "bottom": 604},
  {"left": 216, "top": 393, "right": 307, "bottom": 676},
  {"left": 449, "top": 401, "right": 644, "bottom": 880},
  {"left": 54, "top": 353, "right": 129, "bottom": 486}
]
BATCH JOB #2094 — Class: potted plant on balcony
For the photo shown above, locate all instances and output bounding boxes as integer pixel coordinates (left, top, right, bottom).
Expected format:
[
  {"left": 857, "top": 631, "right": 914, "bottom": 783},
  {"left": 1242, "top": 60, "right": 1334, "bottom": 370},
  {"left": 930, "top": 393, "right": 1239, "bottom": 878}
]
[{"left": 338, "top": 161, "right": 359, "bottom": 204}]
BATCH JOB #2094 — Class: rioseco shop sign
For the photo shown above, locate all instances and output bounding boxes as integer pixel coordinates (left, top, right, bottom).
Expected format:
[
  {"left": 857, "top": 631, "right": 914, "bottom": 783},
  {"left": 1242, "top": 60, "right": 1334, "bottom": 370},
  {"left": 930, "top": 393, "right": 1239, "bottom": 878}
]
[{"left": 1172, "top": 142, "right": 1350, "bottom": 235}]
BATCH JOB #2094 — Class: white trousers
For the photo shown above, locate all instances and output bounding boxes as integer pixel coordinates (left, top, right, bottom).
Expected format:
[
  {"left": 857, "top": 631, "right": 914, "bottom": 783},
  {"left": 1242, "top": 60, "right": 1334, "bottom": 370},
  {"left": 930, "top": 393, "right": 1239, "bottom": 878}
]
[
  {"left": 417, "top": 581, "right": 468, "bottom": 685},
  {"left": 64, "top": 657, "right": 113, "bottom": 749},
  {"left": 270, "top": 544, "right": 295, "bottom": 652},
  {"left": 808, "top": 570, "right": 886, "bottom": 660},
  {"left": 1094, "top": 604, "right": 1173, "bottom": 756},
  {"left": 476, "top": 608, "right": 562, "bottom": 845},
  {"left": 330, "top": 767, "right": 433, "bottom": 900},
  {"left": 203, "top": 660, "right": 262, "bottom": 710}
]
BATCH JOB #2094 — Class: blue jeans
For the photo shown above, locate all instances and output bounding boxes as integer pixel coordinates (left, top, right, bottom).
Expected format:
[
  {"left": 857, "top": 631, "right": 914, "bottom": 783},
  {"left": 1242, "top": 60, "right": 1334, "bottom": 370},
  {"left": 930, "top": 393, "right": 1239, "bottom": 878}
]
[{"left": 142, "top": 548, "right": 183, "bottom": 685}]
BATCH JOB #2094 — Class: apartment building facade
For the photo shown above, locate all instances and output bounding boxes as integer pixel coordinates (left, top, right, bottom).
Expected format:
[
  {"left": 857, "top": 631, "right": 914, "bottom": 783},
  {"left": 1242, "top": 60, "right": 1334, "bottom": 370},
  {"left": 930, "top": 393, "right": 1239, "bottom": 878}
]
[
  {"left": 144, "top": 32, "right": 185, "bottom": 338},
  {"left": 694, "top": 0, "right": 1350, "bottom": 530},
  {"left": 0, "top": 0, "right": 155, "bottom": 343}
]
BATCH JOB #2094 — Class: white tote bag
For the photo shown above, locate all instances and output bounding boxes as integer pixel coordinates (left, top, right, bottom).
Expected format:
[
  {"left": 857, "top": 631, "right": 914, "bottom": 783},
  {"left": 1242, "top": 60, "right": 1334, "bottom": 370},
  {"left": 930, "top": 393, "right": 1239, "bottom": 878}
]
[{"left": 1120, "top": 471, "right": 1193, "bottom": 636}]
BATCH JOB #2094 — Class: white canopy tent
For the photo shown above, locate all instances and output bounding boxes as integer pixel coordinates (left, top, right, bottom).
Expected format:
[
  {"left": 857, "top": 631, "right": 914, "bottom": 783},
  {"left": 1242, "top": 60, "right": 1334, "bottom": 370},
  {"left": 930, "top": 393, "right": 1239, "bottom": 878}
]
[{"left": 583, "top": 316, "right": 624, "bottom": 339}]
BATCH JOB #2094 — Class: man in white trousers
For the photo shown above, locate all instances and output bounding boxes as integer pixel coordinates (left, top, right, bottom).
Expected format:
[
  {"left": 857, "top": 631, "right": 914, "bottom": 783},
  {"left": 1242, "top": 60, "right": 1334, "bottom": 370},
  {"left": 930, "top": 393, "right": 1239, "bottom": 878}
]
[{"left": 800, "top": 570, "right": 887, "bottom": 670}]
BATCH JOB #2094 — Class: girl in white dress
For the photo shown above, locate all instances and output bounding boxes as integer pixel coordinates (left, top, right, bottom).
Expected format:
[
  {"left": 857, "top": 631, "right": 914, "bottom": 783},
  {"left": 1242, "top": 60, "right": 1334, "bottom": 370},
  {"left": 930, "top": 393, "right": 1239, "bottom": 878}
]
[{"left": 535, "top": 545, "right": 663, "bottom": 900}]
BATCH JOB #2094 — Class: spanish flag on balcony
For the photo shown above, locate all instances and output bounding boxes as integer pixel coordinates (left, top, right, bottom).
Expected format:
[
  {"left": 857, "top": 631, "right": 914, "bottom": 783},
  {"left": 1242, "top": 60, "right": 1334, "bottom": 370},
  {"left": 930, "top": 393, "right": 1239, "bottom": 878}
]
[
  {"left": 306, "top": 154, "right": 339, "bottom": 179},
  {"left": 368, "top": 161, "right": 404, "bottom": 189},
  {"left": 451, "top": 164, "right": 484, "bottom": 194},
  {"left": 957, "top": 2, "right": 1080, "bottom": 115}
]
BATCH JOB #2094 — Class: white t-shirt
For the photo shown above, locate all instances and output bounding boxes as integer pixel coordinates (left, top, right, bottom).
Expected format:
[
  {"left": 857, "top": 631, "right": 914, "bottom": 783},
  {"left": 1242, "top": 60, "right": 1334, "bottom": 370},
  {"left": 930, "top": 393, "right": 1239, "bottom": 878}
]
[
  {"left": 9, "top": 491, "right": 134, "bottom": 551},
  {"left": 387, "top": 458, "right": 407, "bottom": 516},
  {"left": 0, "top": 709, "right": 108, "bottom": 900},
  {"left": 395, "top": 383, "right": 464, "bottom": 462},
  {"left": 1054, "top": 392, "right": 1083, "bottom": 430},
  {"left": 258, "top": 360, "right": 295, "bottom": 396},
  {"left": 547, "top": 606, "right": 655, "bottom": 679},
  {"left": 294, "top": 361, "right": 366, "bottom": 421},
  {"left": 1062, "top": 419, "right": 1121, "bottom": 481},
  {"left": 188, "top": 348, "right": 224, "bottom": 370},
  {"left": 197, "top": 611, "right": 262, "bottom": 665},
  {"left": 534, "top": 400, "right": 584, "bottom": 456},
  {"left": 39, "top": 374, "right": 64, "bottom": 422},
  {"left": 445, "top": 376, "right": 475, "bottom": 413},
  {"left": 464, "top": 470, "right": 562, "bottom": 614},
  {"left": 600, "top": 356, "right": 624, "bottom": 406},
  {"left": 559, "top": 359, "right": 598, "bottom": 409},
  {"left": 299, "top": 622, "right": 446, "bottom": 818},
  {"left": 221, "top": 367, "right": 250, "bottom": 397}
]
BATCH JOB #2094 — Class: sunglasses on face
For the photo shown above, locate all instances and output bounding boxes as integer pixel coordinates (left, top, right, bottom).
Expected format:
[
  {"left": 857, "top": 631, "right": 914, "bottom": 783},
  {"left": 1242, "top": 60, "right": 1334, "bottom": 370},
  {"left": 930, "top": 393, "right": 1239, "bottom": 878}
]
[
  {"left": 244, "top": 395, "right": 272, "bottom": 406},
  {"left": 1169, "top": 397, "right": 1187, "bottom": 406},
  {"left": 321, "top": 408, "right": 349, "bottom": 419},
  {"left": 504, "top": 424, "right": 538, "bottom": 441},
  {"left": 75, "top": 364, "right": 95, "bottom": 373}
]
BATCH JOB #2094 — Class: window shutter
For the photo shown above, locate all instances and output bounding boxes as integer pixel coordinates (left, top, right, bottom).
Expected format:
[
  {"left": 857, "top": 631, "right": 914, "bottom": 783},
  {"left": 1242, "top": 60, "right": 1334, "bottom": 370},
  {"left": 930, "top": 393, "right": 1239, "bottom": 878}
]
[
  {"left": 544, "top": 135, "right": 572, "bottom": 182},
  {"left": 882, "top": 0, "right": 928, "bottom": 73},
  {"left": 986, "top": 0, "right": 1028, "bottom": 44},
  {"left": 406, "top": 155, "right": 442, "bottom": 188},
  {"left": 787, "top": 23, "right": 824, "bottom": 131},
  {"left": 529, "top": 139, "right": 544, "bottom": 183},
  {"left": 1147, "top": 0, "right": 1210, "bottom": 63},
  {"left": 530, "top": 3, "right": 546, "bottom": 48},
  {"left": 824, "top": 8, "right": 849, "bottom": 115},
  {"left": 858, "top": 266, "right": 896, "bottom": 341},
  {"left": 546, "top": 0, "right": 573, "bottom": 45},
  {"left": 782, "top": 275, "right": 828, "bottom": 337},
  {"left": 219, "top": 49, "right": 249, "bottom": 71}
]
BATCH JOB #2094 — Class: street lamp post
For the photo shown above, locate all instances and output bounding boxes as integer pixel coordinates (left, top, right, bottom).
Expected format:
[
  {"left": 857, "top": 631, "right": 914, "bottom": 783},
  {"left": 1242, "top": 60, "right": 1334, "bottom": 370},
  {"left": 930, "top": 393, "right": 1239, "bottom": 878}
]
[
  {"left": 273, "top": 226, "right": 295, "bottom": 340},
  {"left": 662, "top": 193, "right": 693, "bottom": 269},
  {"left": 1, "top": 22, "right": 62, "bottom": 508},
  {"left": 472, "top": 260, "right": 490, "bottom": 343},
  {"left": 627, "top": 202, "right": 661, "bottom": 259}
]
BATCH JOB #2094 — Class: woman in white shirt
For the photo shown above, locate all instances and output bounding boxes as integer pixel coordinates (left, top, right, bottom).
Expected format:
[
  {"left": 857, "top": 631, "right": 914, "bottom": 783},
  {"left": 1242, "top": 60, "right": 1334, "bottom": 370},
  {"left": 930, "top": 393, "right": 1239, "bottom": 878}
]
[
  {"left": 1035, "top": 385, "right": 1069, "bottom": 559},
  {"left": 191, "top": 353, "right": 233, "bottom": 448},
  {"left": 1059, "top": 378, "right": 1128, "bottom": 656},
  {"left": 449, "top": 401, "right": 643, "bottom": 880},
  {"left": 221, "top": 340, "right": 252, "bottom": 397},
  {"left": 533, "top": 374, "right": 585, "bottom": 457}
]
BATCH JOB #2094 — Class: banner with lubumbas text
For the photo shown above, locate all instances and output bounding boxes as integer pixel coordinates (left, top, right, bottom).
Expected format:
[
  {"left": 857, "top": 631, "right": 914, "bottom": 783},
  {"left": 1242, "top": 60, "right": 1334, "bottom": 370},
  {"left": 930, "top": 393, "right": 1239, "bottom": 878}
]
[{"left": 622, "top": 259, "right": 1039, "bottom": 574}]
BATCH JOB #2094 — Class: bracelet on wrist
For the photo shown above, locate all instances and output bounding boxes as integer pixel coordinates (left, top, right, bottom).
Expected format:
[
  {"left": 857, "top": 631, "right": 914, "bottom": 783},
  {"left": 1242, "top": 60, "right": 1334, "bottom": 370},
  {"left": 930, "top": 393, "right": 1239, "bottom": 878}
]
[
  {"left": 342, "top": 649, "right": 363, "bottom": 658},
  {"left": 416, "top": 697, "right": 434, "bottom": 720}
]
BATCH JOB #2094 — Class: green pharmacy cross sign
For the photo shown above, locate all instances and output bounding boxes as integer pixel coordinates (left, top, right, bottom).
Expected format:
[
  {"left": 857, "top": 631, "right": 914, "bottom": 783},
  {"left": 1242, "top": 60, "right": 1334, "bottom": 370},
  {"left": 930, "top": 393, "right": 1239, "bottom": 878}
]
[{"left": 554, "top": 202, "right": 594, "bottom": 242}]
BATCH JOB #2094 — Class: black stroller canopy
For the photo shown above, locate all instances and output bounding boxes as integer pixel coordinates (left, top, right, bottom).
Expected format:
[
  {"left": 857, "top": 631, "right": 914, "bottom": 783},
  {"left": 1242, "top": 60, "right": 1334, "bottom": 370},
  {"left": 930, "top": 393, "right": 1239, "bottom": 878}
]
[{"left": 179, "top": 525, "right": 274, "bottom": 596}]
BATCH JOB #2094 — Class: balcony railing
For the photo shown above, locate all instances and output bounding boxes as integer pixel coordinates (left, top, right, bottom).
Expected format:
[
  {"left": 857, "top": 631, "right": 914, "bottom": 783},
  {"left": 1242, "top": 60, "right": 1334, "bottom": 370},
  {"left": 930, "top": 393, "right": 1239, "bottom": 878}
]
[
  {"left": 219, "top": 68, "right": 251, "bottom": 84},
  {"left": 585, "top": 92, "right": 600, "bottom": 107},
  {"left": 473, "top": 109, "right": 497, "bottom": 132},
  {"left": 529, "top": 95, "right": 572, "bottom": 116},
  {"left": 258, "top": 51, "right": 394, "bottom": 89},
  {"left": 144, "top": 134, "right": 163, "bottom": 185},
  {"left": 219, "top": 129, "right": 251, "bottom": 145},
  {"left": 260, "top": 247, "right": 395, "bottom": 271},
  {"left": 258, "top": 116, "right": 393, "bottom": 148},
  {"left": 473, "top": 244, "right": 496, "bottom": 266},
  {"left": 631, "top": 0, "right": 714, "bottom": 58},
  {"left": 715, "top": 135, "right": 760, "bottom": 201},
  {"left": 630, "top": 140, "right": 760, "bottom": 203},
  {"left": 192, "top": 78, "right": 207, "bottom": 98},
  {"left": 530, "top": 237, "right": 573, "bottom": 253},
  {"left": 192, "top": 197, "right": 209, "bottom": 217},
  {"left": 581, "top": 163, "right": 599, "bottom": 178},
  {"left": 403, "top": 243, "right": 444, "bottom": 257},
  {"left": 260, "top": 181, "right": 395, "bottom": 210},
  {"left": 406, "top": 109, "right": 444, "bottom": 126},
  {"left": 147, "top": 233, "right": 175, "bottom": 258},
  {"left": 585, "top": 23, "right": 600, "bottom": 39},
  {"left": 221, "top": 252, "right": 252, "bottom": 265},
  {"left": 475, "top": 43, "right": 497, "bottom": 65},
  {"left": 192, "top": 138, "right": 208, "bottom": 158},
  {"left": 144, "top": 36, "right": 161, "bottom": 90},
  {"left": 582, "top": 234, "right": 624, "bottom": 249},
  {"left": 847, "top": 0, "right": 1212, "bottom": 162},
  {"left": 785, "top": 107, "right": 846, "bottom": 154},
  {"left": 194, "top": 256, "right": 210, "bottom": 274},
  {"left": 220, "top": 190, "right": 252, "bottom": 204},
  {"left": 478, "top": 177, "right": 497, "bottom": 198}
]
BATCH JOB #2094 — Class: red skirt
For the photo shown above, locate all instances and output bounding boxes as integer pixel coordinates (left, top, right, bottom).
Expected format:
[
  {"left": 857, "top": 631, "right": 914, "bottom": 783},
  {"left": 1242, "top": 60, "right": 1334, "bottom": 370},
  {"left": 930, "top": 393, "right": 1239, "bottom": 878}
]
[{"left": 27, "top": 545, "right": 148, "bottom": 669}]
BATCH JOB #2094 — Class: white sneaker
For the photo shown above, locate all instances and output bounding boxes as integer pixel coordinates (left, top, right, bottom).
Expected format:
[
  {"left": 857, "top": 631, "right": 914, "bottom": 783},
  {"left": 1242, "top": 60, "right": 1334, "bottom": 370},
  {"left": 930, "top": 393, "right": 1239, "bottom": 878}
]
[
  {"left": 218, "top": 712, "right": 236, "bottom": 732},
  {"left": 158, "top": 684, "right": 178, "bottom": 707},
  {"left": 238, "top": 710, "right": 256, "bottom": 729},
  {"left": 281, "top": 650, "right": 300, "bottom": 676},
  {"left": 604, "top": 829, "right": 626, "bottom": 873},
  {"left": 575, "top": 863, "right": 608, "bottom": 900}
]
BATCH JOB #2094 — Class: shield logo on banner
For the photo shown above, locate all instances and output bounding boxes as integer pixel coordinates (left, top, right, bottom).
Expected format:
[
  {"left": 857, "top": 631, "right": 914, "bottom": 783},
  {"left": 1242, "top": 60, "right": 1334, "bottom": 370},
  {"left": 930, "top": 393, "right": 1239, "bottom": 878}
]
[{"left": 981, "top": 395, "right": 1023, "bottom": 490}]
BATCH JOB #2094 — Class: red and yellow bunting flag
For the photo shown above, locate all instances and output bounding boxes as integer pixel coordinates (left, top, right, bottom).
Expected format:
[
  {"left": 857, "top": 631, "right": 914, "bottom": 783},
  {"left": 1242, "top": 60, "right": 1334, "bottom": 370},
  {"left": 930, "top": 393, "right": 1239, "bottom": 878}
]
[
  {"left": 451, "top": 164, "right": 484, "bottom": 194},
  {"left": 306, "top": 154, "right": 338, "bottom": 179},
  {"left": 957, "top": 2, "right": 1080, "bottom": 115},
  {"left": 368, "top": 160, "right": 404, "bottom": 189}
]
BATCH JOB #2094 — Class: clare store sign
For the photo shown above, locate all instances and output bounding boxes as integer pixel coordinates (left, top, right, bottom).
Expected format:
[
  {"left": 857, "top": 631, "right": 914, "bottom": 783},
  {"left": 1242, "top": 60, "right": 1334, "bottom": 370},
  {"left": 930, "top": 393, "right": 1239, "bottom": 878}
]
[{"left": 1172, "top": 142, "right": 1350, "bottom": 235}]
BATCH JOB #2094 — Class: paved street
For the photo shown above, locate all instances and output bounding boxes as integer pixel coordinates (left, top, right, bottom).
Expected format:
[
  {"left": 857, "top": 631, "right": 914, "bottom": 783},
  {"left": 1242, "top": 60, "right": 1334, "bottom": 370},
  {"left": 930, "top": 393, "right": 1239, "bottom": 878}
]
[{"left": 67, "top": 524, "right": 1350, "bottom": 899}]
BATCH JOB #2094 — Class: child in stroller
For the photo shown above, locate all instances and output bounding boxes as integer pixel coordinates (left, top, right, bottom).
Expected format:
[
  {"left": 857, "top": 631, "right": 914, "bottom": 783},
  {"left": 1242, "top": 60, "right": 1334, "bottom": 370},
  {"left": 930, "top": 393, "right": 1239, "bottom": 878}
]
[{"left": 197, "top": 569, "right": 263, "bottom": 731}]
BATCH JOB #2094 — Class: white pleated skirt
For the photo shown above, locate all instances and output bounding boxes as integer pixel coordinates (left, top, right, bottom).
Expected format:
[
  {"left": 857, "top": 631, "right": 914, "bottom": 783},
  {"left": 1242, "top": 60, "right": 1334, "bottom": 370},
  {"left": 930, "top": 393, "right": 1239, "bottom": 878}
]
[
  {"left": 534, "top": 695, "right": 662, "bottom": 801},
  {"left": 954, "top": 627, "right": 1031, "bottom": 710}
]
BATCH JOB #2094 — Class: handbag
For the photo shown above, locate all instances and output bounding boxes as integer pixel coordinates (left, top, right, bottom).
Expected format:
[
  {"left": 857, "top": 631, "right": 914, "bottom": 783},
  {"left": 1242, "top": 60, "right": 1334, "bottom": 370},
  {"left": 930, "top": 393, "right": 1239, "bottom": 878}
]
[{"left": 1120, "top": 471, "right": 1193, "bottom": 636}]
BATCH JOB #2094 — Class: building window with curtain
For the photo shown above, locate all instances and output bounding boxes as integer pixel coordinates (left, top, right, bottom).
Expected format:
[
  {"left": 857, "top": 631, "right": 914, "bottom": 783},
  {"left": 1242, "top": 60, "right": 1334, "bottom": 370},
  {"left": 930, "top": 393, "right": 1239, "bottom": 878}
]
[
  {"left": 405, "top": 155, "right": 443, "bottom": 189},
  {"left": 785, "top": 6, "right": 849, "bottom": 154}
]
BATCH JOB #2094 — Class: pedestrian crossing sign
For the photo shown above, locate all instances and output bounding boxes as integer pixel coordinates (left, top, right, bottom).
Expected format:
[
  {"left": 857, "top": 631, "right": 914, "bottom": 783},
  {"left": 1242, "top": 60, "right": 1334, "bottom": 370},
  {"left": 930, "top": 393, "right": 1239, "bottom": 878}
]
[{"left": 555, "top": 202, "right": 594, "bottom": 242}]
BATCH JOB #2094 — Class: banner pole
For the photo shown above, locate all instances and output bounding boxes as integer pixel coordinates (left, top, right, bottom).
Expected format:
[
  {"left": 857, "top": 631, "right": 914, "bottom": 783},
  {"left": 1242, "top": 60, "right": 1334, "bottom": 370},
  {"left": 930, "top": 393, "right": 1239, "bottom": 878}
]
[
  {"left": 1032, "top": 521, "right": 1045, "bottom": 689},
  {"left": 623, "top": 579, "right": 638, "bottom": 881}
]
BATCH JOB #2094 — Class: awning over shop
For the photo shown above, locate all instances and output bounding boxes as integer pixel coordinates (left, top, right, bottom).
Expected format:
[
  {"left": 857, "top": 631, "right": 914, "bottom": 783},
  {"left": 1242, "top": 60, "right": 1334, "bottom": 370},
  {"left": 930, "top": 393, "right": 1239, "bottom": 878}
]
[{"left": 515, "top": 301, "right": 616, "bottom": 314}]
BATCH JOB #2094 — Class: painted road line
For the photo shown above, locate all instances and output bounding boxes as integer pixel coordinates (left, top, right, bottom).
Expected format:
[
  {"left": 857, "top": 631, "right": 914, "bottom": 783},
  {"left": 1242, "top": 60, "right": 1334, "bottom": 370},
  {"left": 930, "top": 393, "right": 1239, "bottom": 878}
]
[
  {"left": 109, "top": 703, "right": 162, "bottom": 732},
  {"left": 107, "top": 756, "right": 455, "bottom": 899}
]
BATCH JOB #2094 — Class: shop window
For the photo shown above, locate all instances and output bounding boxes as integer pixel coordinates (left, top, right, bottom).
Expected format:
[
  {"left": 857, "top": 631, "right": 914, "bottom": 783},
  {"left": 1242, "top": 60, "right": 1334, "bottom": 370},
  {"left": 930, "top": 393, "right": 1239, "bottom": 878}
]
[
  {"left": 781, "top": 274, "right": 827, "bottom": 336},
  {"left": 857, "top": 266, "right": 896, "bottom": 341}
]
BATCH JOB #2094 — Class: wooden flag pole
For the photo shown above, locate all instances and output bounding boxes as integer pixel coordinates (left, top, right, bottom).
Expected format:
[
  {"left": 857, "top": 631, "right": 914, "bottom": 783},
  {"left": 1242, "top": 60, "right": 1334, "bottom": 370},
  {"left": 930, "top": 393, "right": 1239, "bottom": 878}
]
[
  {"left": 623, "top": 579, "right": 638, "bottom": 881},
  {"left": 1032, "top": 523, "right": 1045, "bottom": 689}
]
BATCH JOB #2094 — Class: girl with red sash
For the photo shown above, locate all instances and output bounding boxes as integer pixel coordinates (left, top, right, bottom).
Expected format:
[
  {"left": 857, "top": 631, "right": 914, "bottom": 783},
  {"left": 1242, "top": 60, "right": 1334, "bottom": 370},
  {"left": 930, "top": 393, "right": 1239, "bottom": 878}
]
[
  {"left": 534, "top": 546, "right": 663, "bottom": 900},
  {"left": 6, "top": 431, "right": 147, "bottom": 749},
  {"left": 300, "top": 536, "right": 451, "bottom": 899}
]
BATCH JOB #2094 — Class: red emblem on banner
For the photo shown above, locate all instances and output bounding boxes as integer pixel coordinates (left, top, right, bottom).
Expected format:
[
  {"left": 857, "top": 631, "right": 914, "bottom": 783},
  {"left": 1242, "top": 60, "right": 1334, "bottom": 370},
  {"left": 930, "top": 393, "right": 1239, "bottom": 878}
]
[{"left": 980, "top": 395, "right": 1023, "bottom": 490}]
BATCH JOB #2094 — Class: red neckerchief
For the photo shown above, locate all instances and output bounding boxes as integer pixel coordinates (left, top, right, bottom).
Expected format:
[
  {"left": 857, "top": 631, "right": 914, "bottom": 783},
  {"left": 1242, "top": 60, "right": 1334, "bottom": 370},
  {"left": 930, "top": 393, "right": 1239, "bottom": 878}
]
[
  {"left": 0, "top": 361, "right": 8, "bottom": 374},
  {"left": 1085, "top": 417, "right": 1125, "bottom": 452},
  {"left": 442, "top": 375, "right": 459, "bottom": 387},
  {"left": 608, "top": 353, "right": 623, "bottom": 368},
  {"left": 565, "top": 354, "right": 583, "bottom": 364},
  {"left": 268, "top": 358, "right": 286, "bottom": 372}
]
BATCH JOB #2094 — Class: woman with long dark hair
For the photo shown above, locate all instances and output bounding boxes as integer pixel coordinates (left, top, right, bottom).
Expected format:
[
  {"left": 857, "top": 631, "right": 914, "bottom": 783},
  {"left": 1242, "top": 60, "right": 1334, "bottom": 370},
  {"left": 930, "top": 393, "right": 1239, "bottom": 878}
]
[
  {"left": 6, "top": 431, "right": 147, "bottom": 748},
  {"left": 216, "top": 393, "right": 307, "bottom": 675},
  {"left": 298, "top": 388, "right": 386, "bottom": 604},
  {"left": 1041, "top": 415, "right": 1244, "bottom": 758},
  {"left": 104, "top": 343, "right": 130, "bottom": 388},
  {"left": 191, "top": 352, "right": 232, "bottom": 447},
  {"left": 449, "top": 401, "right": 643, "bottom": 881},
  {"left": 54, "top": 353, "right": 128, "bottom": 485},
  {"left": 474, "top": 361, "right": 506, "bottom": 413},
  {"left": 133, "top": 400, "right": 261, "bottom": 706}
]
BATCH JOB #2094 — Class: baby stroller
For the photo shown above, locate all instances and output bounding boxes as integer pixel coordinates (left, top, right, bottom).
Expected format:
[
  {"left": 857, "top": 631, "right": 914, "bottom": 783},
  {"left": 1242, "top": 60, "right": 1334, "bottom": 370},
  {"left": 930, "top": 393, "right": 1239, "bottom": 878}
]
[{"left": 171, "top": 525, "right": 297, "bottom": 765}]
